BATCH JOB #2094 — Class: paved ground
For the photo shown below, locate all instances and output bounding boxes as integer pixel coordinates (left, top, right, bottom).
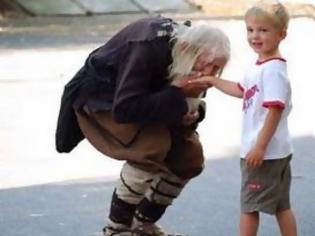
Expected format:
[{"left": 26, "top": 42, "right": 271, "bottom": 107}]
[
  {"left": 0, "top": 1, "right": 315, "bottom": 235},
  {"left": 0, "top": 136, "right": 314, "bottom": 236}
]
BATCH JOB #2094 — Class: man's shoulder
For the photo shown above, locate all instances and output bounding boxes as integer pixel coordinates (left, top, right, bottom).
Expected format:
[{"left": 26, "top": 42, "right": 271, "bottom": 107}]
[{"left": 121, "top": 16, "right": 174, "bottom": 42}]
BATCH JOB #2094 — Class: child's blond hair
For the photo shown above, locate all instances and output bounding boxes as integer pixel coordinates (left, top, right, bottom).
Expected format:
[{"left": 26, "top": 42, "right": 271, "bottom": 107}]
[{"left": 245, "top": 0, "right": 290, "bottom": 30}]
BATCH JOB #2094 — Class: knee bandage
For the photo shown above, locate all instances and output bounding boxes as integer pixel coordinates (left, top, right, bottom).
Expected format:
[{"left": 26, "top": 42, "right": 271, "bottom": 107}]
[
  {"left": 115, "top": 162, "right": 156, "bottom": 204},
  {"left": 145, "top": 171, "right": 188, "bottom": 205}
]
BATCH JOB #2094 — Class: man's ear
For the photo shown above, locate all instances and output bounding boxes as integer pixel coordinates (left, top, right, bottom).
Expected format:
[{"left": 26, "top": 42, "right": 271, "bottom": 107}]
[{"left": 179, "top": 41, "right": 189, "bottom": 52}]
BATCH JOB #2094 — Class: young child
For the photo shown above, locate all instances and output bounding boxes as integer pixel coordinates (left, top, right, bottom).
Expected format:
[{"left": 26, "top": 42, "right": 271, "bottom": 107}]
[{"left": 192, "top": 1, "right": 298, "bottom": 235}]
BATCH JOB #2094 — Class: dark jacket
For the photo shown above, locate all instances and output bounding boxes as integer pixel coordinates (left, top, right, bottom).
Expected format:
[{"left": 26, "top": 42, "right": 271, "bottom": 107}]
[{"left": 55, "top": 16, "right": 203, "bottom": 153}]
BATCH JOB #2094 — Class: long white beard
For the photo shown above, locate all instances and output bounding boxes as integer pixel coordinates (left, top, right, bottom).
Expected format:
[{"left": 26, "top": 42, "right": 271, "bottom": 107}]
[
  {"left": 168, "top": 51, "right": 203, "bottom": 113},
  {"left": 185, "top": 97, "right": 202, "bottom": 113},
  {"left": 170, "top": 74, "right": 202, "bottom": 113}
]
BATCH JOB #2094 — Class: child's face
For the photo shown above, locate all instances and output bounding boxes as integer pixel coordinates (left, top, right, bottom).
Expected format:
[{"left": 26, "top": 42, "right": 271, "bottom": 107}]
[{"left": 245, "top": 14, "right": 286, "bottom": 60}]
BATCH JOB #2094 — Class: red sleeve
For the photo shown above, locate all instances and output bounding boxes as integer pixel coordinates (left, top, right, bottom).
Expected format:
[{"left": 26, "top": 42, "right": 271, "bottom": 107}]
[{"left": 262, "top": 100, "right": 285, "bottom": 109}]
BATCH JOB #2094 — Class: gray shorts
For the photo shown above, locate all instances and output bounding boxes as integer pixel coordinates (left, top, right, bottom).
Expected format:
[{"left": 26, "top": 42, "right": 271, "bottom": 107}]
[{"left": 240, "top": 155, "right": 292, "bottom": 215}]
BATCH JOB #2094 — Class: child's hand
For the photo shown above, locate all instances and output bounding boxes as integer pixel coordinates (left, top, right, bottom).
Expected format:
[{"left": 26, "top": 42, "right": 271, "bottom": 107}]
[{"left": 245, "top": 146, "right": 265, "bottom": 168}]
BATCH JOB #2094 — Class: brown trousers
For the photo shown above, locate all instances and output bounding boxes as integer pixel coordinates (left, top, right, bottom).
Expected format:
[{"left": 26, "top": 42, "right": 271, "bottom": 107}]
[{"left": 75, "top": 107, "right": 204, "bottom": 179}]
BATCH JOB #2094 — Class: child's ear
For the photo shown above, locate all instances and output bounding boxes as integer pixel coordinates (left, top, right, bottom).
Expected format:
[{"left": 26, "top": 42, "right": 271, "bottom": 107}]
[{"left": 280, "top": 30, "right": 287, "bottom": 40}]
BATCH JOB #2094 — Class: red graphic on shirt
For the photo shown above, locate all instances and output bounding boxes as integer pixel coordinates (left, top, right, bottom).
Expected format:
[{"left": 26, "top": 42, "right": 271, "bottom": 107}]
[{"left": 243, "top": 85, "right": 259, "bottom": 112}]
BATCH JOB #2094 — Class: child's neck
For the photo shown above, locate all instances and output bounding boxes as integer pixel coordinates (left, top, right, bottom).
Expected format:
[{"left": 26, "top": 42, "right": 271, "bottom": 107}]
[{"left": 258, "top": 50, "right": 282, "bottom": 62}]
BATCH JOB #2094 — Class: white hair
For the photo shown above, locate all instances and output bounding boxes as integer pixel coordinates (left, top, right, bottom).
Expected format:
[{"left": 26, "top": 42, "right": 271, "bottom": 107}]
[
  {"left": 168, "top": 22, "right": 230, "bottom": 112},
  {"left": 169, "top": 22, "right": 230, "bottom": 78}
]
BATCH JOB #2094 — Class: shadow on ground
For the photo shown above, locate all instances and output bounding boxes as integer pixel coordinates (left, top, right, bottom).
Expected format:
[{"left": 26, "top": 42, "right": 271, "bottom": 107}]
[{"left": 0, "top": 136, "right": 314, "bottom": 236}]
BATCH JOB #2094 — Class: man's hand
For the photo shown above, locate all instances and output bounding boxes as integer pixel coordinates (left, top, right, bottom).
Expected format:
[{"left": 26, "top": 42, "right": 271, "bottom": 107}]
[
  {"left": 182, "top": 111, "right": 199, "bottom": 126},
  {"left": 187, "top": 76, "right": 217, "bottom": 87},
  {"left": 171, "top": 73, "right": 211, "bottom": 97}
]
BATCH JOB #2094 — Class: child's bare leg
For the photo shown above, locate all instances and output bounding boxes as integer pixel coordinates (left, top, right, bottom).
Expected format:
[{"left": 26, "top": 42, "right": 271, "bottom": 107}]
[
  {"left": 276, "top": 209, "right": 298, "bottom": 236},
  {"left": 240, "top": 212, "right": 259, "bottom": 236}
]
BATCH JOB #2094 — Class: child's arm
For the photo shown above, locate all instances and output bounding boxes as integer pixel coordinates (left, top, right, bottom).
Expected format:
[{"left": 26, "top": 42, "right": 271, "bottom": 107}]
[
  {"left": 245, "top": 107, "right": 283, "bottom": 167},
  {"left": 190, "top": 76, "right": 243, "bottom": 98},
  {"left": 211, "top": 77, "right": 243, "bottom": 98}
]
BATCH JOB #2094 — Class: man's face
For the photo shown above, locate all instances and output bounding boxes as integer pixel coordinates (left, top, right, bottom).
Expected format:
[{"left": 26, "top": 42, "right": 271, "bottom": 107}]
[{"left": 192, "top": 51, "right": 228, "bottom": 76}]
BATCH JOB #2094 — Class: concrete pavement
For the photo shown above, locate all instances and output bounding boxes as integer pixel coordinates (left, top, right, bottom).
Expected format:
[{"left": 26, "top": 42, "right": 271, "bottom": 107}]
[{"left": 0, "top": 136, "right": 314, "bottom": 236}]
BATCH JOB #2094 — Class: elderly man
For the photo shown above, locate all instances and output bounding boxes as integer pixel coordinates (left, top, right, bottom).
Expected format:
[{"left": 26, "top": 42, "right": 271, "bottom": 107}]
[{"left": 55, "top": 16, "right": 230, "bottom": 236}]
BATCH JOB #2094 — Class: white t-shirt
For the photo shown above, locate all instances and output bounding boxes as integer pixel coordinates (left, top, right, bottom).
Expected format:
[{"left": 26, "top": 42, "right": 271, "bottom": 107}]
[{"left": 238, "top": 58, "right": 293, "bottom": 160}]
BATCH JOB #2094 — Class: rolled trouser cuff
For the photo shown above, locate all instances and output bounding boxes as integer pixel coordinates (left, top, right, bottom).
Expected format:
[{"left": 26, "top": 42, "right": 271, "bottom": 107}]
[
  {"left": 145, "top": 171, "right": 187, "bottom": 205},
  {"left": 134, "top": 198, "right": 168, "bottom": 223}
]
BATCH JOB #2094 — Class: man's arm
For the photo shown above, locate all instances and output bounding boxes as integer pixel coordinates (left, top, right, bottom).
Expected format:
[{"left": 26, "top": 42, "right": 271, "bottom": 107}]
[{"left": 113, "top": 42, "right": 208, "bottom": 125}]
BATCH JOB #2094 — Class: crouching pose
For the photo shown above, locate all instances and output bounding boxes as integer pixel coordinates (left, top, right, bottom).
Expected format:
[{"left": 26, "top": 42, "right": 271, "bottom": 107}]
[{"left": 55, "top": 16, "right": 230, "bottom": 236}]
